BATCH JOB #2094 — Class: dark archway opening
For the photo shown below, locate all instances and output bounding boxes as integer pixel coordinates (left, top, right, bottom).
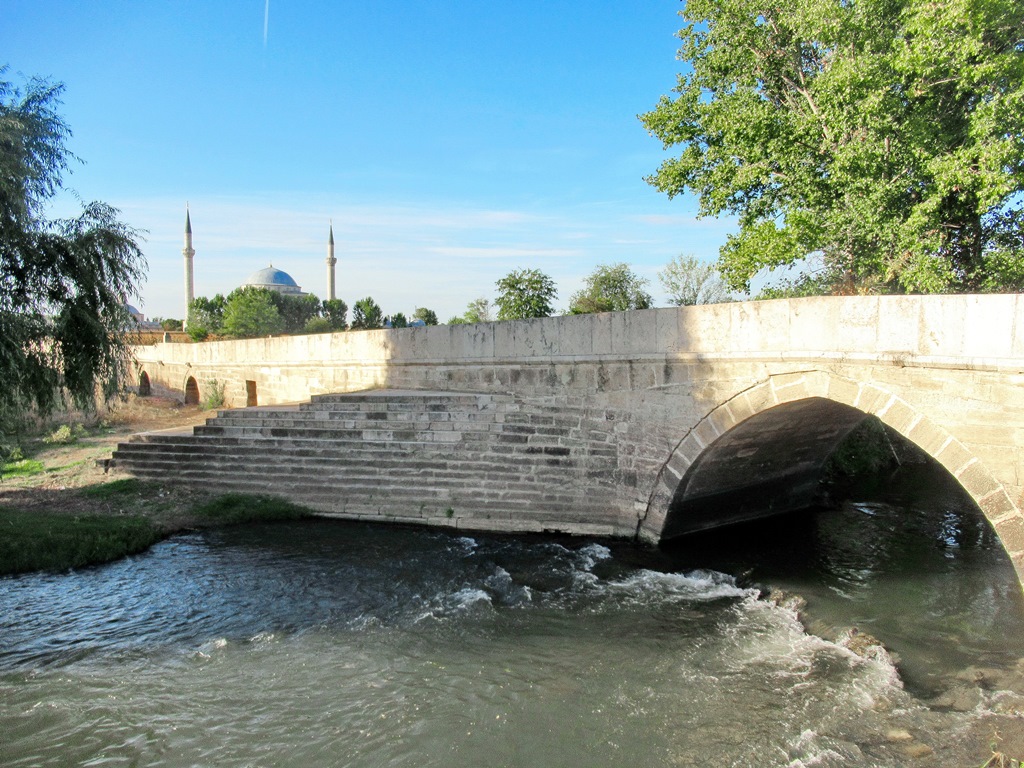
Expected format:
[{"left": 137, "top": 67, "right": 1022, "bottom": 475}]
[
  {"left": 184, "top": 376, "right": 200, "bottom": 405},
  {"left": 137, "top": 371, "right": 151, "bottom": 397},
  {"left": 662, "top": 398, "right": 872, "bottom": 540}
]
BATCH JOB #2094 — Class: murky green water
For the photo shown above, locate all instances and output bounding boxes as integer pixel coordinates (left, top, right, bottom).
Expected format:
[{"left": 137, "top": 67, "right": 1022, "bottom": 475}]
[{"left": 1, "top": 464, "right": 1022, "bottom": 767}]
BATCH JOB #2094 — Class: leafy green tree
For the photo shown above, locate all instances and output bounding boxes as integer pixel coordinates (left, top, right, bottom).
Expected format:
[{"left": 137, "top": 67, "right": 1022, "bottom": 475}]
[
  {"left": 464, "top": 297, "right": 492, "bottom": 324},
  {"left": 268, "top": 292, "right": 321, "bottom": 335},
  {"left": 303, "top": 316, "right": 332, "bottom": 334},
  {"left": 322, "top": 298, "right": 348, "bottom": 331},
  {"left": 0, "top": 70, "right": 145, "bottom": 417},
  {"left": 156, "top": 318, "right": 182, "bottom": 332},
  {"left": 413, "top": 307, "right": 439, "bottom": 326},
  {"left": 567, "top": 263, "right": 652, "bottom": 315},
  {"left": 659, "top": 254, "right": 732, "bottom": 306},
  {"left": 641, "top": 0, "right": 1024, "bottom": 295},
  {"left": 448, "top": 297, "right": 493, "bottom": 325},
  {"left": 351, "top": 296, "right": 384, "bottom": 330},
  {"left": 389, "top": 312, "right": 408, "bottom": 328},
  {"left": 221, "top": 288, "right": 284, "bottom": 338},
  {"left": 495, "top": 269, "right": 557, "bottom": 320},
  {"left": 186, "top": 294, "right": 226, "bottom": 341}
]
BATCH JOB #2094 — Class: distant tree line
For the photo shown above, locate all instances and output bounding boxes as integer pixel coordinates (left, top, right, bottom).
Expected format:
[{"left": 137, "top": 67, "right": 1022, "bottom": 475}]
[{"left": 185, "top": 289, "right": 445, "bottom": 341}]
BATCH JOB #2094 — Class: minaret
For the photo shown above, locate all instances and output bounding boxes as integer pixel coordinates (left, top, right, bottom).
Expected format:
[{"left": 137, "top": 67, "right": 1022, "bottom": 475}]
[
  {"left": 326, "top": 222, "right": 337, "bottom": 301},
  {"left": 183, "top": 205, "right": 195, "bottom": 326}
]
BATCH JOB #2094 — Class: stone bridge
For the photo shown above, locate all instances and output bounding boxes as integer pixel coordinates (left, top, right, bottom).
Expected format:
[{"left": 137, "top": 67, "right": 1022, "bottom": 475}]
[{"left": 119, "top": 294, "right": 1024, "bottom": 582}]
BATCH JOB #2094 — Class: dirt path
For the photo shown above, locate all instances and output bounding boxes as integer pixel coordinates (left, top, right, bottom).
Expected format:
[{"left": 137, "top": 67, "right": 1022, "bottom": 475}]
[{"left": 0, "top": 396, "right": 217, "bottom": 530}]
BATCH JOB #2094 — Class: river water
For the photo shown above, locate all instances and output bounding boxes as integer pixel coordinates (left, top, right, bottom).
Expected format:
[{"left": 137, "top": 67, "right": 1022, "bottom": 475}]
[{"left": 2, "top": 464, "right": 1023, "bottom": 767}]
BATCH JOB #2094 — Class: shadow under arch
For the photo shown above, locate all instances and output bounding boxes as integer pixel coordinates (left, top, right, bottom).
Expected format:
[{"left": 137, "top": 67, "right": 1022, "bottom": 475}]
[
  {"left": 137, "top": 370, "right": 151, "bottom": 397},
  {"left": 641, "top": 370, "right": 1023, "bottom": 580},
  {"left": 660, "top": 397, "right": 868, "bottom": 539},
  {"left": 184, "top": 376, "right": 200, "bottom": 405}
]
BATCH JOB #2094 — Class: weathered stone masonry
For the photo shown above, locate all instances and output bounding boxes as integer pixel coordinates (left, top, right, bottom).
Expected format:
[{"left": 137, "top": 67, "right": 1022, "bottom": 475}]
[{"left": 122, "top": 294, "right": 1024, "bottom": 583}]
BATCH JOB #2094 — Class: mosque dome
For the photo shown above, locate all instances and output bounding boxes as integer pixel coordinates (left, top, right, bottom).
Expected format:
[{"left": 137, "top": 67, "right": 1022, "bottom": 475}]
[{"left": 241, "top": 265, "right": 304, "bottom": 295}]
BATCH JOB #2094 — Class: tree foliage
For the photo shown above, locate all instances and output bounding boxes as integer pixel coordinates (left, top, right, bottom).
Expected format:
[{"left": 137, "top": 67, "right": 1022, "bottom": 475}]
[
  {"left": 269, "top": 291, "right": 320, "bottom": 334},
  {"left": 449, "top": 297, "right": 493, "bottom": 325},
  {"left": 567, "top": 263, "right": 653, "bottom": 314},
  {"left": 351, "top": 296, "right": 384, "bottom": 330},
  {"left": 413, "top": 307, "right": 439, "bottom": 326},
  {"left": 186, "top": 294, "right": 226, "bottom": 341},
  {"left": 494, "top": 269, "right": 557, "bottom": 320},
  {"left": 641, "top": 0, "right": 1024, "bottom": 295},
  {"left": 321, "top": 298, "right": 348, "bottom": 331},
  {"left": 188, "top": 292, "right": 348, "bottom": 339},
  {"left": 659, "top": 254, "right": 732, "bottom": 306},
  {"left": 221, "top": 288, "right": 284, "bottom": 338},
  {"left": 388, "top": 312, "right": 408, "bottom": 328},
  {"left": 0, "top": 71, "right": 145, "bottom": 417}
]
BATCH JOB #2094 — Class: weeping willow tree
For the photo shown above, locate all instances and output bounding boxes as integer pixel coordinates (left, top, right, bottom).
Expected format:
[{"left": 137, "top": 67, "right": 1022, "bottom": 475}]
[
  {"left": 0, "top": 69, "right": 145, "bottom": 420},
  {"left": 642, "top": 0, "right": 1024, "bottom": 296}
]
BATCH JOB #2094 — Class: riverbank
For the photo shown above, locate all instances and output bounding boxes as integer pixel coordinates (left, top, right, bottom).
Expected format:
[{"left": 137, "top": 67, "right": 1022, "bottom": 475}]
[{"left": 0, "top": 396, "right": 311, "bottom": 575}]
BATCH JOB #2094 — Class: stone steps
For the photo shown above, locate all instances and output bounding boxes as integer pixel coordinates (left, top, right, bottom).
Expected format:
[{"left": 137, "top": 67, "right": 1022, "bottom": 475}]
[{"left": 110, "top": 389, "right": 622, "bottom": 535}]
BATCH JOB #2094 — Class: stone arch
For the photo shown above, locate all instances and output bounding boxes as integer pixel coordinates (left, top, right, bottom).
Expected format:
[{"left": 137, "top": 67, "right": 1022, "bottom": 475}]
[
  {"left": 137, "top": 370, "right": 151, "bottom": 397},
  {"left": 184, "top": 376, "right": 200, "bottom": 405},
  {"left": 640, "top": 369, "right": 1024, "bottom": 579}
]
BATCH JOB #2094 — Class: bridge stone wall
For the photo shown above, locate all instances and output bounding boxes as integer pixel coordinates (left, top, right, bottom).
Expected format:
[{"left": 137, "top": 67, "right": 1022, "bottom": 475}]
[{"left": 132, "top": 294, "right": 1024, "bottom": 579}]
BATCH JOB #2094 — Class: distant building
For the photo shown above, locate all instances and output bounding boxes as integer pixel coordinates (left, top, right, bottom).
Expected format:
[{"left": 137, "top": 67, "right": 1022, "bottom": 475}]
[
  {"left": 241, "top": 265, "right": 305, "bottom": 296},
  {"left": 181, "top": 207, "right": 337, "bottom": 319}
]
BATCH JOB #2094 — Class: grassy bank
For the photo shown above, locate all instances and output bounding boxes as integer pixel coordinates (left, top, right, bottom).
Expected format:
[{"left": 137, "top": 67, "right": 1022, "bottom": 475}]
[
  {"left": 0, "top": 490, "right": 313, "bottom": 576},
  {"left": 0, "top": 397, "right": 316, "bottom": 575}
]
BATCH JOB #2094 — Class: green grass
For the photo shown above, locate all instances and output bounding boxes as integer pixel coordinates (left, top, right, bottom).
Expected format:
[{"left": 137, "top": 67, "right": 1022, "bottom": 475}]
[
  {"left": 0, "top": 492, "right": 314, "bottom": 576},
  {"left": 81, "top": 477, "right": 149, "bottom": 499},
  {"left": 1, "top": 458, "right": 46, "bottom": 479},
  {"left": 0, "top": 508, "right": 164, "bottom": 576},
  {"left": 191, "top": 493, "right": 313, "bottom": 525}
]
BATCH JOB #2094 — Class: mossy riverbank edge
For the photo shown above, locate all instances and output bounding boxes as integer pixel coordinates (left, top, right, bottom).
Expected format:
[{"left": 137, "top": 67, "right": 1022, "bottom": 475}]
[
  {"left": 0, "top": 486, "right": 314, "bottom": 576},
  {"left": 0, "top": 395, "right": 313, "bottom": 576}
]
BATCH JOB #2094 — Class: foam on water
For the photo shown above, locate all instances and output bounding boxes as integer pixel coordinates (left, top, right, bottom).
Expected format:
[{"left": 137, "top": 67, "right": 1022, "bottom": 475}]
[{"left": 0, "top": 520, "right": 1020, "bottom": 767}]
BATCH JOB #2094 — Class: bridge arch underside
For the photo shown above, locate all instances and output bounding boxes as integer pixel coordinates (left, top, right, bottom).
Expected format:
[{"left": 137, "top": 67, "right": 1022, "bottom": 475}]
[
  {"left": 659, "top": 398, "right": 872, "bottom": 540},
  {"left": 647, "top": 382, "right": 1023, "bottom": 583}
]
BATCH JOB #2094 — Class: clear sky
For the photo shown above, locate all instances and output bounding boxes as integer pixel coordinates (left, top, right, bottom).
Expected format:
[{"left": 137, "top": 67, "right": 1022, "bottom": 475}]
[{"left": 4, "top": 1, "right": 734, "bottom": 322}]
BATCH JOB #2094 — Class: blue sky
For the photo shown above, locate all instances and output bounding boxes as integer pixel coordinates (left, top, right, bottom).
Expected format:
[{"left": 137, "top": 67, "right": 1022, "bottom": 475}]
[{"left": 4, "top": 1, "right": 734, "bottom": 321}]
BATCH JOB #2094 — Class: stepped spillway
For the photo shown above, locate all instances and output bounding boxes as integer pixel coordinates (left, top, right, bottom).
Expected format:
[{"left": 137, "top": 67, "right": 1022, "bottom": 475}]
[{"left": 111, "top": 389, "right": 632, "bottom": 537}]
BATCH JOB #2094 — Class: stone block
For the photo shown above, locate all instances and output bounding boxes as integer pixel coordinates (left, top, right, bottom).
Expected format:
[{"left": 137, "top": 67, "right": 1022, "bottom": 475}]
[
  {"left": 554, "top": 314, "right": 594, "bottom": 356},
  {"left": 876, "top": 296, "right": 921, "bottom": 353},
  {"left": 693, "top": 417, "right": 722, "bottom": 448},
  {"left": 980, "top": 489, "right": 1016, "bottom": 520},
  {"left": 742, "top": 383, "right": 777, "bottom": 414},
  {"left": 726, "top": 393, "right": 755, "bottom": 424},
  {"left": 965, "top": 294, "right": 1018, "bottom": 358},
  {"left": 957, "top": 461, "right": 1003, "bottom": 500},
  {"left": 994, "top": 514, "right": 1024, "bottom": 554},
  {"left": 935, "top": 439, "right": 975, "bottom": 477},
  {"left": 611, "top": 309, "right": 660, "bottom": 355},
  {"left": 492, "top": 321, "right": 516, "bottom": 359},
  {"left": 918, "top": 295, "right": 967, "bottom": 356},
  {"left": 679, "top": 430, "right": 706, "bottom": 457},
  {"left": 770, "top": 372, "right": 811, "bottom": 404},
  {"left": 876, "top": 398, "right": 918, "bottom": 434},
  {"left": 788, "top": 297, "right": 835, "bottom": 351},
  {"left": 707, "top": 405, "right": 738, "bottom": 435},
  {"left": 854, "top": 384, "right": 891, "bottom": 414},
  {"left": 683, "top": 301, "right": 732, "bottom": 353}
]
